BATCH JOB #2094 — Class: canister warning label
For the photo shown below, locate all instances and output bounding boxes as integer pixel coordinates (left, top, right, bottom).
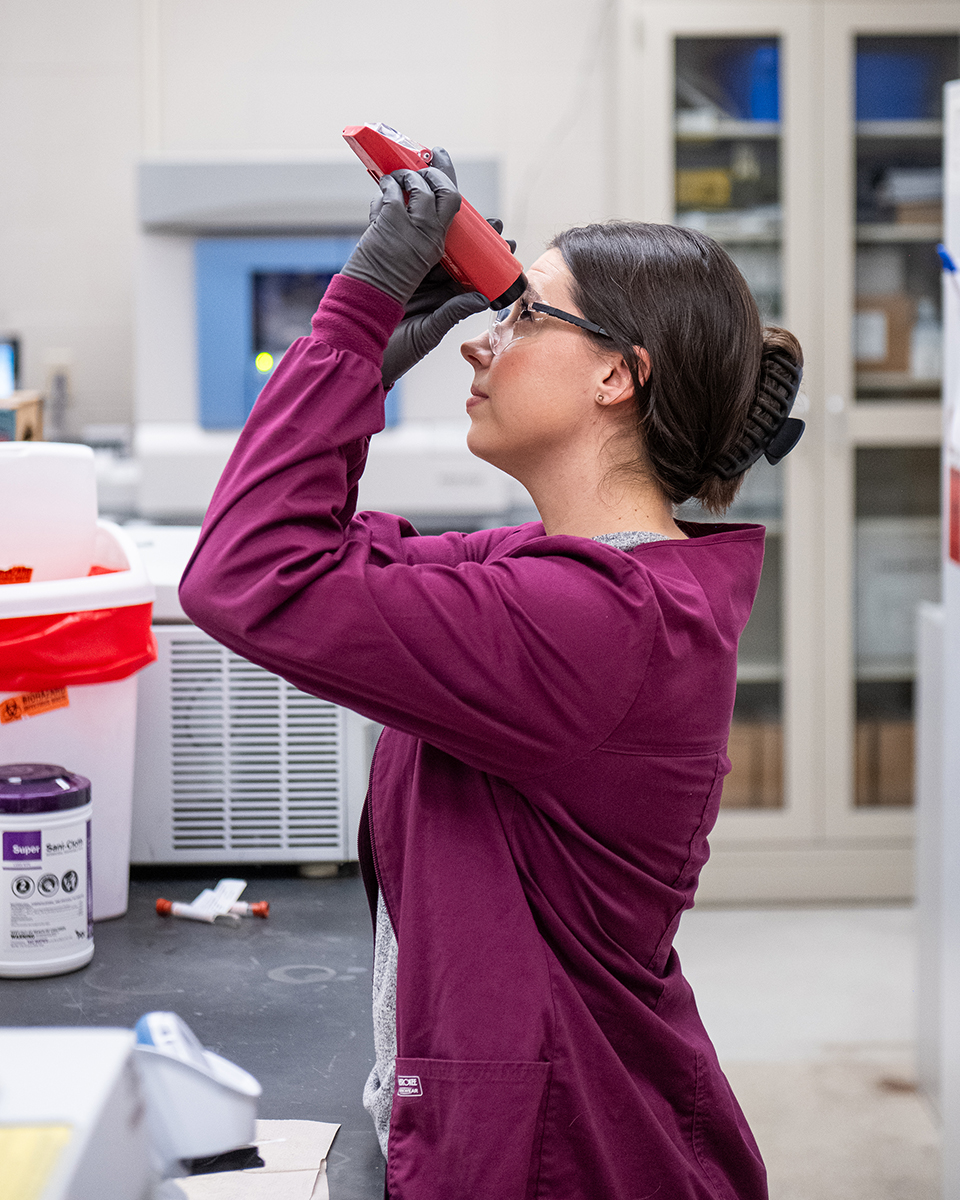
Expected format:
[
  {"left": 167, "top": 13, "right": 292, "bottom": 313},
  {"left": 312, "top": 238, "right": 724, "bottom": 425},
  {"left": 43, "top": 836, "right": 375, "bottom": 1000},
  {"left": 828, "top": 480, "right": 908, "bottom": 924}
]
[
  {"left": 0, "top": 688, "right": 69, "bottom": 724},
  {"left": 0, "top": 565, "right": 33, "bottom": 584},
  {"left": 1, "top": 819, "right": 89, "bottom": 956}
]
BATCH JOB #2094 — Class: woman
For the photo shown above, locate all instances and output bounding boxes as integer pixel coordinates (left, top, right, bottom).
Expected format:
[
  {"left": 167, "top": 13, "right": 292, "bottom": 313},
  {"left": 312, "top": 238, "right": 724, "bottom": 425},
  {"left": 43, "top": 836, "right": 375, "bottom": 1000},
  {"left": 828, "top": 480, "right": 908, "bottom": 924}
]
[{"left": 180, "top": 157, "right": 804, "bottom": 1200}]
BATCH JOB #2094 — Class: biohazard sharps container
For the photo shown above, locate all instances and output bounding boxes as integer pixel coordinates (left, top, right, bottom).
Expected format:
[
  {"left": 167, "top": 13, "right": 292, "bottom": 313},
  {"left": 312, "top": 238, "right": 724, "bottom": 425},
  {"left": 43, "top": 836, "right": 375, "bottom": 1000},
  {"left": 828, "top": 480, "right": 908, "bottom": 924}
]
[{"left": 0, "top": 763, "right": 93, "bottom": 977}]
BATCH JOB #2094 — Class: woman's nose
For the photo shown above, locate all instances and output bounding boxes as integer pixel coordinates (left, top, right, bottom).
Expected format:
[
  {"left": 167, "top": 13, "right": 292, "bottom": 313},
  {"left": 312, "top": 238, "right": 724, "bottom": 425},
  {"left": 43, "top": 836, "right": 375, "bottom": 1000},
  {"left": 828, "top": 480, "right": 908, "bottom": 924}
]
[{"left": 461, "top": 331, "right": 493, "bottom": 368}]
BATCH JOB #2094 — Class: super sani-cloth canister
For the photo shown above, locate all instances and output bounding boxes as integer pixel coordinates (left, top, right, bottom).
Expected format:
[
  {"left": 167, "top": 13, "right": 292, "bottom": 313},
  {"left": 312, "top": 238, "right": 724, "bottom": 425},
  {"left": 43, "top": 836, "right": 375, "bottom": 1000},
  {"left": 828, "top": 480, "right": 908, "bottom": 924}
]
[{"left": 0, "top": 763, "right": 93, "bottom": 977}]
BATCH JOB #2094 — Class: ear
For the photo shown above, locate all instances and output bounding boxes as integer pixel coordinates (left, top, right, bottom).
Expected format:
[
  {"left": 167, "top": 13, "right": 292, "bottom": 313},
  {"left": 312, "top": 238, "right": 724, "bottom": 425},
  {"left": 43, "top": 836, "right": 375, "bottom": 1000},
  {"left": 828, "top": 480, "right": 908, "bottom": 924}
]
[{"left": 596, "top": 348, "right": 651, "bottom": 407}]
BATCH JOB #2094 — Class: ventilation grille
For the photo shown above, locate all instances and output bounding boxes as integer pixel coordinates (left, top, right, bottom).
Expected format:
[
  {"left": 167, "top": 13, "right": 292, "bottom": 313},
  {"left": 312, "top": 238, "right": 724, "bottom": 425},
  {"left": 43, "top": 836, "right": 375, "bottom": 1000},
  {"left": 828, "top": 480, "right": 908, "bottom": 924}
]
[{"left": 169, "top": 639, "right": 343, "bottom": 854}]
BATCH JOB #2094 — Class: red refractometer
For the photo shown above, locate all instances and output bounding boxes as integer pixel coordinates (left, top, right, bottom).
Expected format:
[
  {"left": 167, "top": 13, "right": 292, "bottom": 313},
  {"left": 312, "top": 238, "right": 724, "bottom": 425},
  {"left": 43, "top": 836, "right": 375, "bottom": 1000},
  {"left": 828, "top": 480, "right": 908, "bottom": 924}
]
[{"left": 343, "top": 123, "right": 527, "bottom": 309}]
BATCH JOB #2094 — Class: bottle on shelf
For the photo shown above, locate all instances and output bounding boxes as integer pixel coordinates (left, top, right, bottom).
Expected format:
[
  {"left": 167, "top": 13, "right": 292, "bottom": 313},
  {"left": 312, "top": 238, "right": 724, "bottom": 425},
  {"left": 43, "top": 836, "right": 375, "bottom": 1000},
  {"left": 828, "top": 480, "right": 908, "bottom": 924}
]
[{"left": 909, "top": 296, "right": 942, "bottom": 380}]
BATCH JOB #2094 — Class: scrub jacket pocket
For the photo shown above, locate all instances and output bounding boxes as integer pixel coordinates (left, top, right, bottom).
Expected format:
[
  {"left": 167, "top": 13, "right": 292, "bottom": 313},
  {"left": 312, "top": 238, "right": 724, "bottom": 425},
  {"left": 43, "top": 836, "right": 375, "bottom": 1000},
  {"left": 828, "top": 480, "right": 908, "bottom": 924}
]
[{"left": 387, "top": 1057, "right": 552, "bottom": 1200}]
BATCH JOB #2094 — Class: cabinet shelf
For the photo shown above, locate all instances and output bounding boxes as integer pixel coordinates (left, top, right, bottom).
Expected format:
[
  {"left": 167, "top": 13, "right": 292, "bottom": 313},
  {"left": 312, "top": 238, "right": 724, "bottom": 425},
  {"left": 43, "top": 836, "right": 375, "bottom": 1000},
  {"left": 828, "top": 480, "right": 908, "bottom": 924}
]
[
  {"left": 713, "top": 231, "right": 781, "bottom": 245},
  {"left": 678, "top": 513, "right": 782, "bottom": 533},
  {"left": 856, "top": 662, "right": 916, "bottom": 683},
  {"left": 736, "top": 517, "right": 783, "bottom": 534},
  {"left": 856, "top": 120, "right": 943, "bottom": 139},
  {"left": 856, "top": 223, "right": 942, "bottom": 243},
  {"left": 856, "top": 372, "right": 941, "bottom": 397},
  {"left": 737, "top": 662, "right": 783, "bottom": 684},
  {"left": 676, "top": 217, "right": 781, "bottom": 243},
  {"left": 675, "top": 117, "right": 780, "bottom": 140}
]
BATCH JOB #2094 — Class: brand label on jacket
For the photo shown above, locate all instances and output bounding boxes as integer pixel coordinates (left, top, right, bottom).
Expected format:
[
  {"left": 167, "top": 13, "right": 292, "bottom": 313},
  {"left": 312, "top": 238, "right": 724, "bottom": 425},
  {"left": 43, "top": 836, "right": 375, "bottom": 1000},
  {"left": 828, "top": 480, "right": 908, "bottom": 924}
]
[{"left": 397, "top": 1075, "right": 422, "bottom": 1097}]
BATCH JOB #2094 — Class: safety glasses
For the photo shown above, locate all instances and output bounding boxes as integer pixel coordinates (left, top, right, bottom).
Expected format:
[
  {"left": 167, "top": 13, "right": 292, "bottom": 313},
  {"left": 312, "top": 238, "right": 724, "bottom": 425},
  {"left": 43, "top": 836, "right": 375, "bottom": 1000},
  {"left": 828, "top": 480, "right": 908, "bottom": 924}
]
[{"left": 488, "top": 298, "right": 612, "bottom": 356}]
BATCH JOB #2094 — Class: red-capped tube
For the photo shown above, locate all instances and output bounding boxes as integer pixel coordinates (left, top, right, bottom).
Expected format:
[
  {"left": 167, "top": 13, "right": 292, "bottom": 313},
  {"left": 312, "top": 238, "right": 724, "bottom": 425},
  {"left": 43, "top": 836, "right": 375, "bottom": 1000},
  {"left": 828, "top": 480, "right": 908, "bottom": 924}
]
[
  {"left": 343, "top": 123, "right": 526, "bottom": 309},
  {"left": 155, "top": 897, "right": 219, "bottom": 923}
]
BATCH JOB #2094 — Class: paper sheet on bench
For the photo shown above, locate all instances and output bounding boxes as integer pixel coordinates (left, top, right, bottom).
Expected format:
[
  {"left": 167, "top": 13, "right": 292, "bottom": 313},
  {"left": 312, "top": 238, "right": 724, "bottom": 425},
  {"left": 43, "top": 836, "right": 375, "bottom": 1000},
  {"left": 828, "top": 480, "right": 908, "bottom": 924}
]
[{"left": 178, "top": 1119, "right": 340, "bottom": 1200}]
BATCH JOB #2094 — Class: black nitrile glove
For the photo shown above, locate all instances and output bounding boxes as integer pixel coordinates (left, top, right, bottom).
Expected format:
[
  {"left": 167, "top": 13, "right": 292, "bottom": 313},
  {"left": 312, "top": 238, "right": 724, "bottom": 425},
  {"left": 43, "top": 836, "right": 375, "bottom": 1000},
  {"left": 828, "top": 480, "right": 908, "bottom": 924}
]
[
  {"left": 381, "top": 283, "right": 489, "bottom": 391},
  {"left": 379, "top": 148, "right": 515, "bottom": 389},
  {"left": 340, "top": 165, "right": 461, "bottom": 306}
]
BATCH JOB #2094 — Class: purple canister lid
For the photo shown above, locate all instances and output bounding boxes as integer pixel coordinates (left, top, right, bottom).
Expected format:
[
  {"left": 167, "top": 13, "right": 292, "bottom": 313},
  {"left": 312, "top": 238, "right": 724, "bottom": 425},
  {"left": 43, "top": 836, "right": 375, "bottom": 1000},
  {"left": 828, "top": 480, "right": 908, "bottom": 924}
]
[{"left": 0, "top": 764, "right": 91, "bottom": 814}]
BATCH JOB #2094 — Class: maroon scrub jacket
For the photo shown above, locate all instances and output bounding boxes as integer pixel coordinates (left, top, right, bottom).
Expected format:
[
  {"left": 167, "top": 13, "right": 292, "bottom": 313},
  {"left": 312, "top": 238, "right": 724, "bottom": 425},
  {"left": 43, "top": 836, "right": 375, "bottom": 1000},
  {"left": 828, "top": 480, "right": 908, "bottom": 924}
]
[{"left": 180, "top": 273, "right": 769, "bottom": 1200}]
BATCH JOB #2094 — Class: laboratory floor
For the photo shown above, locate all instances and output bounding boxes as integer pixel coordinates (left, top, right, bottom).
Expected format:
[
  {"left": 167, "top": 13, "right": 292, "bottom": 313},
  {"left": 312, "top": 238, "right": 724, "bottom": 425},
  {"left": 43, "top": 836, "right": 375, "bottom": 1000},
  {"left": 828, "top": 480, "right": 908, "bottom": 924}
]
[
  {"left": 675, "top": 904, "right": 940, "bottom": 1200},
  {"left": 0, "top": 870, "right": 939, "bottom": 1200}
]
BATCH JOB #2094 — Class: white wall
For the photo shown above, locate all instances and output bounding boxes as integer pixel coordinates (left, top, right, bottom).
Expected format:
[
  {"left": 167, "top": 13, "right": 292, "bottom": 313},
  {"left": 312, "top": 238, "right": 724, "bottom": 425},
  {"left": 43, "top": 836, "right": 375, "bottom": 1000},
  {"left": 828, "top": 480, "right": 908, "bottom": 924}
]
[
  {"left": 0, "top": 0, "right": 141, "bottom": 429},
  {"left": 1, "top": 0, "right": 616, "bottom": 433},
  {"left": 135, "top": 234, "right": 196, "bottom": 424}
]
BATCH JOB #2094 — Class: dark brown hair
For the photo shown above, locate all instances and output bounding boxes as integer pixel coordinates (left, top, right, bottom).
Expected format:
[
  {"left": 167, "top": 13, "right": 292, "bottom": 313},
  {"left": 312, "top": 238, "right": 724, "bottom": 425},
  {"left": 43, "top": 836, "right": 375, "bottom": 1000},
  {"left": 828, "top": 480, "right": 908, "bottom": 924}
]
[{"left": 550, "top": 222, "right": 803, "bottom": 513}]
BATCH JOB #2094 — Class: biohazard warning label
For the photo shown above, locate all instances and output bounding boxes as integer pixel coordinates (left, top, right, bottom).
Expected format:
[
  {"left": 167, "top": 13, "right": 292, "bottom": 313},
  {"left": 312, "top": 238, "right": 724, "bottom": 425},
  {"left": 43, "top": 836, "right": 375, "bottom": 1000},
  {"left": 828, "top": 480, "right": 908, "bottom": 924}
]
[
  {"left": 0, "top": 565, "right": 32, "bottom": 584},
  {"left": 0, "top": 689, "right": 69, "bottom": 724}
]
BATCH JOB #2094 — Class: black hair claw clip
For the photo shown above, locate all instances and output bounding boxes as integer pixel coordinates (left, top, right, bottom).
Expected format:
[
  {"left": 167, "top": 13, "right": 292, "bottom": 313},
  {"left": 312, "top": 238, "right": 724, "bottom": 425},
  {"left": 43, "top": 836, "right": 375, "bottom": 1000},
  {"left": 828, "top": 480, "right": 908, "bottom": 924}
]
[{"left": 708, "top": 350, "right": 805, "bottom": 480}]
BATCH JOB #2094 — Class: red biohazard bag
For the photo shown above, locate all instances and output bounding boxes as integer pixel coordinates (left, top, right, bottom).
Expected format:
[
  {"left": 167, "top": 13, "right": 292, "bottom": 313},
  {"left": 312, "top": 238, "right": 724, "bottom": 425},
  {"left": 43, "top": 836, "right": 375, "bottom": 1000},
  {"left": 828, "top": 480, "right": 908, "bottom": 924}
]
[{"left": 0, "top": 603, "right": 157, "bottom": 693}]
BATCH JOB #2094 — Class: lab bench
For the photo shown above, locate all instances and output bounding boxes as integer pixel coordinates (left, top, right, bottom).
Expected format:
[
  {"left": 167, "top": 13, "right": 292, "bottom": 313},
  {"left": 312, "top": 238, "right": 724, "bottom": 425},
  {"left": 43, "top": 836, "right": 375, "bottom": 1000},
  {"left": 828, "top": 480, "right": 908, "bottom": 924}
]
[{"left": 0, "top": 866, "right": 386, "bottom": 1200}]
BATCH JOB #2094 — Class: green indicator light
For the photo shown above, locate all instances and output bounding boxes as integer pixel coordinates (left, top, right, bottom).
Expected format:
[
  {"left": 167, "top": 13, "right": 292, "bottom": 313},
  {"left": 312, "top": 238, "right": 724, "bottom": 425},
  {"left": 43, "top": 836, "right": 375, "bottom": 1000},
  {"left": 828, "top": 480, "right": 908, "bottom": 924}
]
[{"left": 255, "top": 352, "right": 274, "bottom": 373}]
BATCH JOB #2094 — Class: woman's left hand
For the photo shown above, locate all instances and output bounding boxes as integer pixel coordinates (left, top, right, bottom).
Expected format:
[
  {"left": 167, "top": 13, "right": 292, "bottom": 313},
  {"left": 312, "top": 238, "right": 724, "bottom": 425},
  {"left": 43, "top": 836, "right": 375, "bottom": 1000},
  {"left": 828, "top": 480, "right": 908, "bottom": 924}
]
[
  {"left": 340, "top": 165, "right": 462, "bottom": 307},
  {"left": 380, "top": 262, "right": 489, "bottom": 390}
]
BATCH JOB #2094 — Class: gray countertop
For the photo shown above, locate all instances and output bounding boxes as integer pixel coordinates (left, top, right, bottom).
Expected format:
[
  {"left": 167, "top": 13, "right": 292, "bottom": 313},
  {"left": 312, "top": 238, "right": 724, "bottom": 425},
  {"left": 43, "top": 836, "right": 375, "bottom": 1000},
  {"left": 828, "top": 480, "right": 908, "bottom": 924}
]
[{"left": 0, "top": 866, "right": 385, "bottom": 1199}]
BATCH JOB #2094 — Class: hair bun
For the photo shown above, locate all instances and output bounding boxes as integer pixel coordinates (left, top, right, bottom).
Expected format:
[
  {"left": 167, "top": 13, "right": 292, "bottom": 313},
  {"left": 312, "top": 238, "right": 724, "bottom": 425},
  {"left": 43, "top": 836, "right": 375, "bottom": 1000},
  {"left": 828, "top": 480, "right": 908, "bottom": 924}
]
[{"left": 707, "top": 346, "right": 804, "bottom": 481}]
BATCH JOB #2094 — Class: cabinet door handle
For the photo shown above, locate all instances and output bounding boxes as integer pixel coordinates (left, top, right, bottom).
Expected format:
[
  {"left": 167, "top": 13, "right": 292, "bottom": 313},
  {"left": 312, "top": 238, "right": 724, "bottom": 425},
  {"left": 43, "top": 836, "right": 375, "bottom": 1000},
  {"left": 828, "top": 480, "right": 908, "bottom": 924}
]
[{"left": 826, "top": 394, "right": 848, "bottom": 445}]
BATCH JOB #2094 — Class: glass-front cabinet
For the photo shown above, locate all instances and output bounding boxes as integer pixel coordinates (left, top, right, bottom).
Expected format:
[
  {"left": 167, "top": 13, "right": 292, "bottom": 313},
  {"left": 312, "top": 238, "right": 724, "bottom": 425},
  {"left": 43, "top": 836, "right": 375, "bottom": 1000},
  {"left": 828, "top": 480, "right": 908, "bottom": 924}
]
[
  {"left": 853, "top": 37, "right": 955, "bottom": 405},
  {"left": 616, "top": 0, "right": 958, "bottom": 901},
  {"left": 854, "top": 445, "right": 942, "bottom": 807},
  {"left": 674, "top": 36, "right": 786, "bottom": 811},
  {"left": 851, "top": 37, "right": 957, "bottom": 812}
]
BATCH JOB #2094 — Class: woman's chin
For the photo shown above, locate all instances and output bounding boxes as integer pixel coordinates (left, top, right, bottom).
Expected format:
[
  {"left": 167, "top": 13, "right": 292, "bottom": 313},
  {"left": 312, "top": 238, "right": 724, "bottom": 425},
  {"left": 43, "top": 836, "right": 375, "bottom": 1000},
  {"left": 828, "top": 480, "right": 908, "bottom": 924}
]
[
  {"left": 465, "top": 426, "right": 494, "bottom": 466},
  {"left": 466, "top": 436, "right": 525, "bottom": 488}
]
